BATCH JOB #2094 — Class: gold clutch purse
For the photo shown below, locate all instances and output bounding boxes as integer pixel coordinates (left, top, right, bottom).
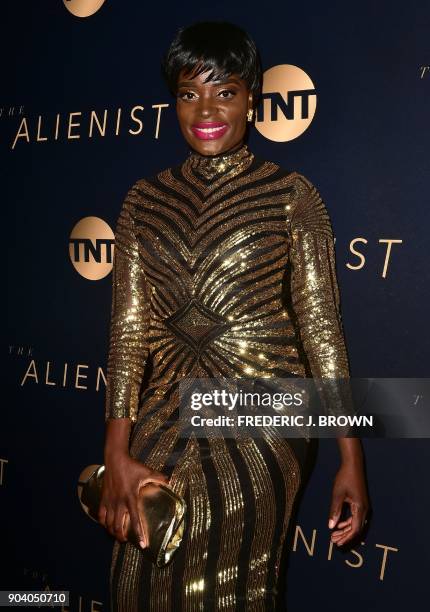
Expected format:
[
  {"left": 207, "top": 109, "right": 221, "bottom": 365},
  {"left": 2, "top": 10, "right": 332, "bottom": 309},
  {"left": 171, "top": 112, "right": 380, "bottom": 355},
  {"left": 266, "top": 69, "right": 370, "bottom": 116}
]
[{"left": 77, "top": 464, "right": 186, "bottom": 568}]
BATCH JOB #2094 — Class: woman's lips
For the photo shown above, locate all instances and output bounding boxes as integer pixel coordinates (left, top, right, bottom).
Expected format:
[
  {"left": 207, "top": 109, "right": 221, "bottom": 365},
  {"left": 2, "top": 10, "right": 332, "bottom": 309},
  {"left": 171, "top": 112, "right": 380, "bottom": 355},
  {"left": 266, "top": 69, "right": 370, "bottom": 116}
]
[{"left": 191, "top": 122, "right": 229, "bottom": 140}]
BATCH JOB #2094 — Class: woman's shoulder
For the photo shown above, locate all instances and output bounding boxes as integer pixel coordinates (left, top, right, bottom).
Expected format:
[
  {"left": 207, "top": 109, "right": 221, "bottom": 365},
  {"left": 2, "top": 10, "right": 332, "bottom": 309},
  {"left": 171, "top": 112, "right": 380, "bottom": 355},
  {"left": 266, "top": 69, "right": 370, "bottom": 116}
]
[
  {"left": 119, "top": 168, "right": 170, "bottom": 210},
  {"left": 125, "top": 172, "right": 161, "bottom": 194},
  {"left": 256, "top": 156, "right": 332, "bottom": 227},
  {"left": 124, "top": 161, "right": 186, "bottom": 197},
  {"left": 252, "top": 153, "right": 319, "bottom": 192}
]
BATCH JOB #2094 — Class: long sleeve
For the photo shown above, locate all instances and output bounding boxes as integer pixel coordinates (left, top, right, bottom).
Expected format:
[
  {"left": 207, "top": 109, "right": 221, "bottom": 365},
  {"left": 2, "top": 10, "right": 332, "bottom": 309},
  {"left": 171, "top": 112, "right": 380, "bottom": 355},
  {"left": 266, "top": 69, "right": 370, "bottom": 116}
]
[
  {"left": 104, "top": 183, "right": 151, "bottom": 423},
  {"left": 288, "top": 173, "right": 352, "bottom": 419}
]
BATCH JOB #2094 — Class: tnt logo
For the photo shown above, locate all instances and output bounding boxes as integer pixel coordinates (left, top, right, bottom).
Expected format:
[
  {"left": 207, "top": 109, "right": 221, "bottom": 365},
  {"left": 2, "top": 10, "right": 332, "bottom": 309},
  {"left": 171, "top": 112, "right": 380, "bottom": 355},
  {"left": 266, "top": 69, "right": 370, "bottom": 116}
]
[
  {"left": 63, "top": 0, "right": 107, "bottom": 18},
  {"left": 69, "top": 217, "right": 114, "bottom": 280},
  {"left": 255, "top": 65, "right": 317, "bottom": 142}
]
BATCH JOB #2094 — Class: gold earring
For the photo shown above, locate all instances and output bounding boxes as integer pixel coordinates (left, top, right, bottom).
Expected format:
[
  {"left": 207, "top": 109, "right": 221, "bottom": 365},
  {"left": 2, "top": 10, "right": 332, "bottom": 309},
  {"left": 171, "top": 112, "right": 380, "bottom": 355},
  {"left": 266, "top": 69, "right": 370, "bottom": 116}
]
[{"left": 247, "top": 108, "right": 254, "bottom": 122}]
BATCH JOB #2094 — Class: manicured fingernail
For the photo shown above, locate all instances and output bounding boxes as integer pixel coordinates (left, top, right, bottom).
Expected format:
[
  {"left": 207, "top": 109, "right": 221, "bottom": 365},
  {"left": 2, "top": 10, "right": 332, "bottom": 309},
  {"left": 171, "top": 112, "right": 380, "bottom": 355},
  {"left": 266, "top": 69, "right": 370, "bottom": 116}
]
[
  {"left": 139, "top": 540, "right": 146, "bottom": 548},
  {"left": 328, "top": 519, "right": 335, "bottom": 529}
]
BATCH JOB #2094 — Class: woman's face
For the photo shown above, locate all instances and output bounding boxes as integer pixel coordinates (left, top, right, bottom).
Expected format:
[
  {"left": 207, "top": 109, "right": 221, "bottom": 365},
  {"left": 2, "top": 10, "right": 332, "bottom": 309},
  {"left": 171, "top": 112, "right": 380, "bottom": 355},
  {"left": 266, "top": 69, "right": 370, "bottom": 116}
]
[{"left": 176, "top": 64, "right": 253, "bottom": 156}]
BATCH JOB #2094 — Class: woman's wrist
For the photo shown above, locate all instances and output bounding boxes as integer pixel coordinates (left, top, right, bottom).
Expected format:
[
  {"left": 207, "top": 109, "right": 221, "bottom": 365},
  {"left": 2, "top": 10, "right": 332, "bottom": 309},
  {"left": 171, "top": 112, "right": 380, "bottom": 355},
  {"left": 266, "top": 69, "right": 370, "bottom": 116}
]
[
  {"left": 104, "top": 417, "right": 132, "bottom": 463},
  {"left": 104, "top": 447, "right": 130, "bottom": 465},
  {"left": 336, "top": 437, "right": 364, "bottom": 468}
]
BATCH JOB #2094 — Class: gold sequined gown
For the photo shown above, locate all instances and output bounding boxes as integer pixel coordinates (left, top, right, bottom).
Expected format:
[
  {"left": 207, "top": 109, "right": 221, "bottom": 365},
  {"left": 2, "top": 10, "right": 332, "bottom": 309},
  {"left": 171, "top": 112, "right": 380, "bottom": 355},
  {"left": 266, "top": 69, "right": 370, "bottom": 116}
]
[{"left": 105, "top": 143, "right": 350, "bottom": 611}]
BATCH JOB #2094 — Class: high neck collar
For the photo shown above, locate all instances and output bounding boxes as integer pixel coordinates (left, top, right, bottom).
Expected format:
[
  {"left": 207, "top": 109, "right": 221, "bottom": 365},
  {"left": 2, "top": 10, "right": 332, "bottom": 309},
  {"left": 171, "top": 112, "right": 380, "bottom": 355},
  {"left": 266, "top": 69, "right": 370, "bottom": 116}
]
[{"left": 184, "top": 142, "right": 254, "bottom": 180}]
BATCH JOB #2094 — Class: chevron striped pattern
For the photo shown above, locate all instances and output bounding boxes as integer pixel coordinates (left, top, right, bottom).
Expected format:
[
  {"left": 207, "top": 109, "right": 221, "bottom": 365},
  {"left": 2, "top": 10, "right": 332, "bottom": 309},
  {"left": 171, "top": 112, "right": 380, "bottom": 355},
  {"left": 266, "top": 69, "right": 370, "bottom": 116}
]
[{"left": 107, "top": 144, "right": 349, "bottom": 610}]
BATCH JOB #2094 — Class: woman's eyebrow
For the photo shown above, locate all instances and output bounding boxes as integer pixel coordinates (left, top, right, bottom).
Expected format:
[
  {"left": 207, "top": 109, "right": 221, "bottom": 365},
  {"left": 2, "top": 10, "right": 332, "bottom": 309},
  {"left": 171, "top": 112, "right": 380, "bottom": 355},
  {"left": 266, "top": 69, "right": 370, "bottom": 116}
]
[{"left": 177, "top": 77, "right": 241, "bottom": 87}]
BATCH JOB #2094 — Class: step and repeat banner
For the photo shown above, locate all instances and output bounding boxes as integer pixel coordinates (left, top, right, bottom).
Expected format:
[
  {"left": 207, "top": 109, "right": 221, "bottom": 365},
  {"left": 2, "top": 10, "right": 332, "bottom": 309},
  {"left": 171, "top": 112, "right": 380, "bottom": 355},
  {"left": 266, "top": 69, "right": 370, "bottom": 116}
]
[{"left": 2, "top": 1, "right": 429, "bottom": 610}]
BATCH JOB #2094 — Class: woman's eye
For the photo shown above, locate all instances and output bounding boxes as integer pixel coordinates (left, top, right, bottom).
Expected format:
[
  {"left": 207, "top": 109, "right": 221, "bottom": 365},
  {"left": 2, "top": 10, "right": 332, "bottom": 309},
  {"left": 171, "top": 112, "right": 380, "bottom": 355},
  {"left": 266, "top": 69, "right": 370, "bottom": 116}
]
[
  {"left": 177, "top": 89, "right": 236, "bottom": 101},
  {"left": 218, "top": 89, "right": 236, "bottom": 98},
  {"left": 178, "top": 91, "right": 196, "bottom": 100}
]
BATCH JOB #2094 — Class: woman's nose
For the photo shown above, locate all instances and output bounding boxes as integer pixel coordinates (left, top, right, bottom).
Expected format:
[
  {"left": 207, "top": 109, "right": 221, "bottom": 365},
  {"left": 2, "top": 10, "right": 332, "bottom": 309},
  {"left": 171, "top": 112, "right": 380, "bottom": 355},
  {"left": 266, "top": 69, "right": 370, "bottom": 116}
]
[{"left": 198, "top": 97, "right": 217, "bottom": 118}]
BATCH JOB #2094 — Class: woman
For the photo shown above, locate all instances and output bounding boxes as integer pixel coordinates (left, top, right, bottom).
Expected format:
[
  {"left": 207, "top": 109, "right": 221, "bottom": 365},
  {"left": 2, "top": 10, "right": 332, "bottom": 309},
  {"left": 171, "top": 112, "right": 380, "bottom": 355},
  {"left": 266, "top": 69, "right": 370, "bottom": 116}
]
[{"left": 100, "top": 21, "right": 369, "bottom": 611}]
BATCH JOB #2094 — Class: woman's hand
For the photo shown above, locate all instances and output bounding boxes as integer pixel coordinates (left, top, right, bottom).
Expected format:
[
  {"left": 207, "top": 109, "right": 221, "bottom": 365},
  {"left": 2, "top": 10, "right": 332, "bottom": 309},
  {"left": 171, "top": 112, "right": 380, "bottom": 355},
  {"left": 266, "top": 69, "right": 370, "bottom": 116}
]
[
  {"left": 98, "top": 452, "right": 169, "bottom": 548},
  {"left": 328, "top": 459, "right": 369, "bottom": 547}
]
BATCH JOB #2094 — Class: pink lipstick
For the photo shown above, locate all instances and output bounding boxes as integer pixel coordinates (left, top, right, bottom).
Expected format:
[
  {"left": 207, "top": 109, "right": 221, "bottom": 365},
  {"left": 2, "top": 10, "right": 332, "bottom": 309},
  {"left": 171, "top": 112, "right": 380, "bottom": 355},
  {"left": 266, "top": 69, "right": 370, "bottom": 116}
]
[{"left": 191, "top": 121, "right": 229, "bottom": 140}]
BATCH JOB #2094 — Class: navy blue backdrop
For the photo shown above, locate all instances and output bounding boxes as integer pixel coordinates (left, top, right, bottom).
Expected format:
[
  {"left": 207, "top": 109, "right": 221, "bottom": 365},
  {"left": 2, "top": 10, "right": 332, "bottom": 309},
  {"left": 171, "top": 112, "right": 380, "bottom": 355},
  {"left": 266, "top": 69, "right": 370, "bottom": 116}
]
[{"left": 2, "top": 1, "right": 430, "bottom": 610}]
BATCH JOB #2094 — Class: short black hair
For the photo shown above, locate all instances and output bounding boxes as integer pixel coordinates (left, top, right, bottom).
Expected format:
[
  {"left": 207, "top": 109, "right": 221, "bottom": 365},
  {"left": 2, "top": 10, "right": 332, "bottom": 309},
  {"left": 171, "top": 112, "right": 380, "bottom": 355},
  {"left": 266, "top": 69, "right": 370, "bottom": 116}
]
[{"left": 161, "top": 21, "right": 262, "bottom": 107}]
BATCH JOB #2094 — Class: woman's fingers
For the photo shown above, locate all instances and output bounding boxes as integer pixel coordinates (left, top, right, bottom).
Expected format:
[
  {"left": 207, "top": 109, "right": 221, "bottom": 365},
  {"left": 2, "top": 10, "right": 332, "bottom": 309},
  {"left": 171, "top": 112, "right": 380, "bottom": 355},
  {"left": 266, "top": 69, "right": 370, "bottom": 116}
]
[
  {"left": 105, "top": 506, "right": 116, "bottom": 538},
  {"left": 97, "top": 503, "right": 107, "bottom": 527},
  {"left": 346, "top": 501, "right": 365, "bottom": 542},
  {"left": 328, "top": 492, "right": 344, "bottom": 529},
  {"left": 335, "top": 528, "right": 355, "bottom": 546},
  {"left": 112, "top": 505, "right": 129, "bottom": 543},
  {"left": 331, "top": 525, "right": 351, "bottom": 540},
  {"left": 99, "top": 463, "right": 170, "bottom": 547},
  {"left": 335, "top": 517, "right": 352, "bottom": 529},
  {"left": 103, "top": 500, "right": 146, "bottom": 547},
  {"left": 128, "top": 497, "right": 147, "bottom": 548},
  {"left": 330, "top": 520, "right": 352, "bottom": 539},
  {"left": 333, "top": 501, "right": 367, "bottom": 546},
  {"left": 144, "top": 469, "right": 169, "bottom": 486},
  {"left": 102, "top": 501, "right": 128, "bottom": 543}
]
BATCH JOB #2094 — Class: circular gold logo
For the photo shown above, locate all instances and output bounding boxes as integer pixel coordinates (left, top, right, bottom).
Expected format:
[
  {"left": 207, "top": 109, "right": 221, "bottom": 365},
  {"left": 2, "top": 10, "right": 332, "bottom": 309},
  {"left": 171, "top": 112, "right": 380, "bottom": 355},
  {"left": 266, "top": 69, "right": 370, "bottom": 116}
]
[
  {"left": 63, "top": 0, "right": 107, "bottom": 18},
  {"left": 69, "top": 217, "right": 115, "bottom": 280},
  {"left": 255, "top": 64, "right": 317, "bottom": 142}
]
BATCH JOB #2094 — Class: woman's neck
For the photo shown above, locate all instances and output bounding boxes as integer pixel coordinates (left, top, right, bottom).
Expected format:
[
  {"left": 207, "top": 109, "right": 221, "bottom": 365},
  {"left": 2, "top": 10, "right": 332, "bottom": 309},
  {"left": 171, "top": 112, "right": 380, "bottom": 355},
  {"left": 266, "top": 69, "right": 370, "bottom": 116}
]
[
  {"left": 184, "top": 141, "right": 253, "bottom": 180},
  {"left": 188, "top": 140, "right": 245, "bottom": 159}
]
